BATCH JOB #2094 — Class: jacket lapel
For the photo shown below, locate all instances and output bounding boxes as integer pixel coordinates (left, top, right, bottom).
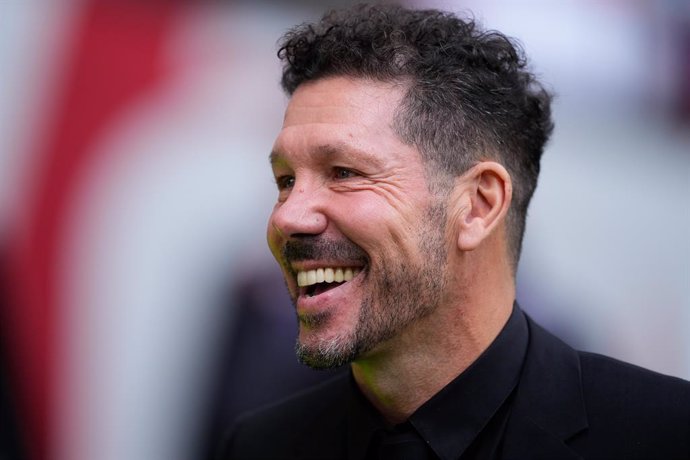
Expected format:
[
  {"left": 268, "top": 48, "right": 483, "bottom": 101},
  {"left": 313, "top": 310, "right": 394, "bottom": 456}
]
[{"left": 501, "top": 314, "right": 588, "bottom": 460}]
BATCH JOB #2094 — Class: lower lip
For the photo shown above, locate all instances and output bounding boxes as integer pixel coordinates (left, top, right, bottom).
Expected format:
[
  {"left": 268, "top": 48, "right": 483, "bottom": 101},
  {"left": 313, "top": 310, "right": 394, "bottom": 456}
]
[{"left": 296, "top": 270, "right": 364, "bottom": 314}]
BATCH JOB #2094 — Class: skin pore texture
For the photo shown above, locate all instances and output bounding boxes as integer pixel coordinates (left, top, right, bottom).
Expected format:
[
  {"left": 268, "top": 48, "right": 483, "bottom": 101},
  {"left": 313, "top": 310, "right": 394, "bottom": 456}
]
[{"left": 267, "top": 76, "right": 516, "bottom": 424}]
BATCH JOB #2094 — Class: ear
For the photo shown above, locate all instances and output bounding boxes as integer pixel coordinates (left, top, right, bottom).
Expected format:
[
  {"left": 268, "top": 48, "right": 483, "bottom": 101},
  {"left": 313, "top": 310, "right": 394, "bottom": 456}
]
[{"left": 452, "top": 162, "right": 512, "bottom": 252}]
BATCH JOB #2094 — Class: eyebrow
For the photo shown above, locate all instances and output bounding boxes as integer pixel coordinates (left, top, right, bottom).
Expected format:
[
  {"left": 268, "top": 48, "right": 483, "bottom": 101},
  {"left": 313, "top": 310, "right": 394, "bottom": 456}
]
[{"left": 270, "top": 142, "right": 384, "bottom": 167}]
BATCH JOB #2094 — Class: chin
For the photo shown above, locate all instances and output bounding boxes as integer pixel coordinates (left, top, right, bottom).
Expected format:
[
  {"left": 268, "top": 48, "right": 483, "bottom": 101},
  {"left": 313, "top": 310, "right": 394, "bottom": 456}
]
[{"left": 295, "top": 322, "right": 359, "bottom": 369}]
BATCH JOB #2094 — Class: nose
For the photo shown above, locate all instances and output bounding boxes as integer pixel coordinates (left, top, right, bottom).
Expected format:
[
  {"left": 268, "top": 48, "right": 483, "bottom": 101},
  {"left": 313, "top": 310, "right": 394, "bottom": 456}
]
[{"left": 269, "top": 185, "right": 328, "bottom": 240}]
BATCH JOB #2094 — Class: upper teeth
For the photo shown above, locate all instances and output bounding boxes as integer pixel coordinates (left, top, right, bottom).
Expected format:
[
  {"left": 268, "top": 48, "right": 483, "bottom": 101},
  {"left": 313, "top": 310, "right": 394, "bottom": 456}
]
[{"left": 297, "top": 267, "right": 360, "bottom": 287}]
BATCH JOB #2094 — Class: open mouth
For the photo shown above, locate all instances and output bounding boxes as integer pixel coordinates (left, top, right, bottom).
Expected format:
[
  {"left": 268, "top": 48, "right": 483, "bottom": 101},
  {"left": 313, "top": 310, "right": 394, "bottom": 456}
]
[{"left": 296, "top": 267, "right": 362, "bottom": 297}]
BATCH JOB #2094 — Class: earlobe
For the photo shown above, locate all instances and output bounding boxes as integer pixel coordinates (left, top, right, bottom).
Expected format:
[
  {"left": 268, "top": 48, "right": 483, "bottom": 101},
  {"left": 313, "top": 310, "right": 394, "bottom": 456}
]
[{"left": 454, "top": 162, "right": 512, "bottom": 251}]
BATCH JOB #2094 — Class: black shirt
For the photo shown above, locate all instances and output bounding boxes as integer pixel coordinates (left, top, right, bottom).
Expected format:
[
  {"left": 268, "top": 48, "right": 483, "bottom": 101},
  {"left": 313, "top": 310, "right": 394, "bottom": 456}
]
[{"left": 345, "top": 305, "right": 529, "bottom": 460}]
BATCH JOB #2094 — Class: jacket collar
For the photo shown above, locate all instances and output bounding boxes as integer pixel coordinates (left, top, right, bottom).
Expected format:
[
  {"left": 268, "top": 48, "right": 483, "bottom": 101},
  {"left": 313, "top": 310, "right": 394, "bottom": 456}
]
[
  {"left": 289, "top": 310, "right": 590, "bottom": 460},
  {"left": 501, "top": 313, "right": 588, "bottom": 459}
]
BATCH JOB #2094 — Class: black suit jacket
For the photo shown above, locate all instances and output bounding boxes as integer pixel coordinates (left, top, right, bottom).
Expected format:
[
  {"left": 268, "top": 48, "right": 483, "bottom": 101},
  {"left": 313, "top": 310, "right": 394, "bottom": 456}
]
[{"left": 221, "top": 315, "right": 690, "bottom": 459}]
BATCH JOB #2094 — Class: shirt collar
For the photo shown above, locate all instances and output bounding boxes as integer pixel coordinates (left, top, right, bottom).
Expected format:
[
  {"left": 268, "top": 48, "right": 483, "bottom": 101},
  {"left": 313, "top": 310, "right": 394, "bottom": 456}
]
[
  {"left": 346, "top": 304, "right": 529, "bottom": 460},
  {"left": 410, "top": 304, "right": 528, "bottom": 459}
]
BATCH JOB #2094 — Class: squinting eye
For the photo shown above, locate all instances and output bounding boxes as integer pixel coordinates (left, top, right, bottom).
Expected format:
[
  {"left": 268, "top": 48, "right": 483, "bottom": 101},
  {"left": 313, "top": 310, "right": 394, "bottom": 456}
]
[
  {"left": 334, "top": 167, "right": 355, "bottom": 179},
  {"left": 275, "top": 175, "right": 295, "bottom": 190}
]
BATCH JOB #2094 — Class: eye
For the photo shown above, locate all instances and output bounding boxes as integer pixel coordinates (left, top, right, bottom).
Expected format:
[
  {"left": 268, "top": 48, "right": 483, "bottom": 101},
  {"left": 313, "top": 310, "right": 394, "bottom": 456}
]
[
  {"left": 275, "top": 175, "right": 295, "bottom": 190},
  {"left": 333, "top": 167, "right": 356, "bottom": 180}
]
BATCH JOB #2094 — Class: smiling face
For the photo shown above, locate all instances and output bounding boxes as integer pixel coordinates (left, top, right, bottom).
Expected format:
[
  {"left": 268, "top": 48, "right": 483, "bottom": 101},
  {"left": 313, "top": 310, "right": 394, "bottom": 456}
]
[{"left": 267, "top": 76, "right": 450, "bottom": 369}]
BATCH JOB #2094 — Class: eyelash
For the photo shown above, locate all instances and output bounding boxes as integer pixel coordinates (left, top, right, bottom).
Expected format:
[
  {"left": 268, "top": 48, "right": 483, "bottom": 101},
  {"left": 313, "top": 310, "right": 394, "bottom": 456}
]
[
  {"left": 274, "top": 167, "right": 357, "bottom": 190},
  {"left": 333, "top": 167, "right": 357, "bottom": 179}
]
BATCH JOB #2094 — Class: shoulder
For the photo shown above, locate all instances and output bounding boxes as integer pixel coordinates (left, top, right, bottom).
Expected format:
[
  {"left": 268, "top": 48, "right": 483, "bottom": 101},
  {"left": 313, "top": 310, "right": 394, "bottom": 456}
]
[
  {"left": 522, "top": 314, "right": 690, "bottom": 458},
  {"left": 218, "top": 373, "right": 350, "bottom": 460},
  {"left": 578, "top": 350, "right": 690, "bottom": 406},
  {"left": 526, "top": 314, "right": 690, "bottom": 405},
  {"left": 577, "top": 351, "right": 690, "bottom": 437},
  {"left": 572, "top": 351, "right": 690, "bottom": 458}
]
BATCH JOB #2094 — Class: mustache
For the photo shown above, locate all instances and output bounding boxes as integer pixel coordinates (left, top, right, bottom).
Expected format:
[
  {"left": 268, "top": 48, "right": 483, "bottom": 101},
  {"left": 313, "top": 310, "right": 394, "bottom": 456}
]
[{"left": 282, "top": 236, "right": 368, "bottom": 265}]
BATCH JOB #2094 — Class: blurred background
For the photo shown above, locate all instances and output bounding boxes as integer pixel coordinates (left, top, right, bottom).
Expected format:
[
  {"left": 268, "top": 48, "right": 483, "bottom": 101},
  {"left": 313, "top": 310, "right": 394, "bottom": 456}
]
[{"left": 0, "top": 0, "right": 688, "bottom": 459}]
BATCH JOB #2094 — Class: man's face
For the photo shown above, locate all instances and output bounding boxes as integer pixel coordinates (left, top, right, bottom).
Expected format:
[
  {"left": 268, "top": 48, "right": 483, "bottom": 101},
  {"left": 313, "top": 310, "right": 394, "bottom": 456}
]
[{"left": 267, "top": 76, "right": 449, "bottom": 369}]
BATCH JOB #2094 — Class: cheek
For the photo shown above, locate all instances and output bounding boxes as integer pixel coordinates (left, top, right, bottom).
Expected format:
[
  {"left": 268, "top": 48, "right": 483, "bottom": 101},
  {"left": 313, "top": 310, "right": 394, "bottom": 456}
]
[
  {"left": 333, "top": 197, "right": 385, "bottom": 232},
  {"left": 266, "top": 216, "right": 282, "bottom": 260},
  {"left": 334, "top": 198, "right": 421, "bottom": 254}
]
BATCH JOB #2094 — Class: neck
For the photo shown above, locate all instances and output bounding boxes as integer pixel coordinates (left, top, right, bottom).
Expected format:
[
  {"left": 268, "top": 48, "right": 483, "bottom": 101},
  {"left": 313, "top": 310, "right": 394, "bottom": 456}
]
[{"left": 351, "top": 258, "right": 514, "bottom": 424}]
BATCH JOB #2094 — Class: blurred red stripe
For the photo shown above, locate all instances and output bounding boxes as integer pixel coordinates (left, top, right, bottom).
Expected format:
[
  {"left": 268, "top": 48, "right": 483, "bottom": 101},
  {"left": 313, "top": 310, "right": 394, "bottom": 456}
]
[{"left": 7, "top": 3, "right": 179, "bottom": 459}]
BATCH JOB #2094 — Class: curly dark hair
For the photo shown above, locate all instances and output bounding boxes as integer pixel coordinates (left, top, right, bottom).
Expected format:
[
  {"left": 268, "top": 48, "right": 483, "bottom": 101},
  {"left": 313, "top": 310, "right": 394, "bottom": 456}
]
[{"left": 277, "top": 3, "right": 553, "bottom": 269}]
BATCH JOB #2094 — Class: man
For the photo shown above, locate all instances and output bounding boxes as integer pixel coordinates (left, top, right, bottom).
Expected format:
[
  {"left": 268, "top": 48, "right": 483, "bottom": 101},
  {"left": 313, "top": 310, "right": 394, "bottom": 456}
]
[{"left": 221, "top": 4, "right": 690, "bottom": 459}]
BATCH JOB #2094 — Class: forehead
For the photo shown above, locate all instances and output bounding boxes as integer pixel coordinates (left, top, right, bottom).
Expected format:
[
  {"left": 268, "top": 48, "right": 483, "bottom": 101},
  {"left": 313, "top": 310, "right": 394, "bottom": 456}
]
[
  {"left": 283, "top": 76, "right": 405, "bottom": 128},
  {"left": 272, "top": 76, "right": 413, "bottom": 165}
]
